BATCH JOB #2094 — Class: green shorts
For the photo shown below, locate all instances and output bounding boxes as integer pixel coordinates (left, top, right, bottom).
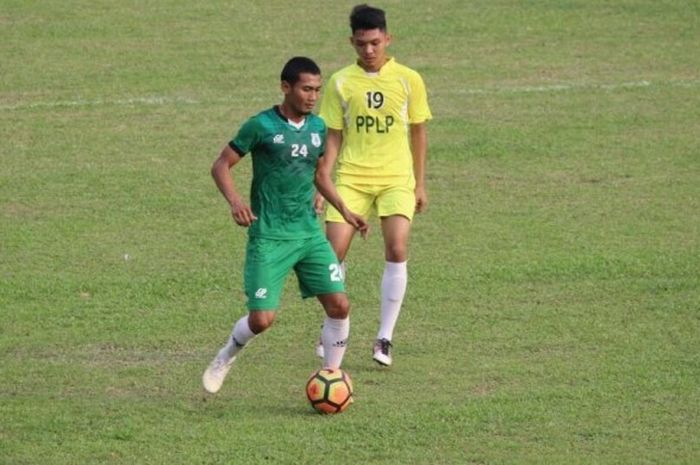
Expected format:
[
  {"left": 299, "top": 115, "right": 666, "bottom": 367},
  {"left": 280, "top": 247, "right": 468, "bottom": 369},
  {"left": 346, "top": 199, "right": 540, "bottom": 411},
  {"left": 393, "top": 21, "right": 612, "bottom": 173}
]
[
  {"left": 325, "top": 175, "right": 416, "bottom": 223},
  {"left": 243, "top": 234, "right": 345, "bottom": 311}
]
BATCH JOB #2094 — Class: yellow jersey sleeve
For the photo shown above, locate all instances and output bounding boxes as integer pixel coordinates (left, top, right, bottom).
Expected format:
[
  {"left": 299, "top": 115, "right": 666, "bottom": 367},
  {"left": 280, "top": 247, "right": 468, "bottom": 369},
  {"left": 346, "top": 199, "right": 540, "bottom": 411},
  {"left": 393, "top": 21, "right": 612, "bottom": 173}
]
[
  {"left": 407, "top": 70, "right": 432, "bottom": 124},
  {"left": 319, "top": 74, "right": 345, "bottom": 131},
  {"left": 319, "top": 58, "right": 432, "bottom": 182}
]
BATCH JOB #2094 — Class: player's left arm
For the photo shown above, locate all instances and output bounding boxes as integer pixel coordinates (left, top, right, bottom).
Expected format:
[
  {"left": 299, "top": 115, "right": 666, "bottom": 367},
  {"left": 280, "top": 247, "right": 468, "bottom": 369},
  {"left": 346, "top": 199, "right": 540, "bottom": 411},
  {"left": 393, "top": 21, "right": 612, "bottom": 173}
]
[
  {"left": 315, "top": 130, "right": 369, "bottom": 238},
  {"left": 411, "top": 122, "right": 428, "bottom": 213},
  {"left": 407, "top": 69, "right": 432, "bottom": 214}
]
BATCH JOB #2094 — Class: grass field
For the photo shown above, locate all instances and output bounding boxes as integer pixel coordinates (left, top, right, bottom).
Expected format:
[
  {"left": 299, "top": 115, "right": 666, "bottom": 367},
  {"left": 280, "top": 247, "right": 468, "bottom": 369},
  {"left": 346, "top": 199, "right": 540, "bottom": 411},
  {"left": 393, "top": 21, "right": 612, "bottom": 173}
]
[{"left": 2, "top": 1, "right": 699, "bottom": 464}]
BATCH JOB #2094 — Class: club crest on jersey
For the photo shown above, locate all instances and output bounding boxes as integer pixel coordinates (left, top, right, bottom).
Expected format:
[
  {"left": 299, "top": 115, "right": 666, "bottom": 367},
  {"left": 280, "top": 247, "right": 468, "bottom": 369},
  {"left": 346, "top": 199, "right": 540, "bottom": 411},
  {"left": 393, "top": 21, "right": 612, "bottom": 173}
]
[
  {"left": 273, "top": 134, "right": 285, "bottom": 144},
  {"left": 310, "top": 133, "right": 321, "bottom": 148}
]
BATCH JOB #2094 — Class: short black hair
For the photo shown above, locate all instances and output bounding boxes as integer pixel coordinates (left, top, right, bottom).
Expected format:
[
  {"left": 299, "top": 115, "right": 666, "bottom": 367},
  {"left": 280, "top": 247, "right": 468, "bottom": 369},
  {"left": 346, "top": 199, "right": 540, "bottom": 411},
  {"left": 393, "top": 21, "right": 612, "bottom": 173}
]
[
  {"left": 350, "top": 4, "right": 387, "bottom": 32},
  {"left": 280, "top": 56, "right": 321, "bottom": 85}
]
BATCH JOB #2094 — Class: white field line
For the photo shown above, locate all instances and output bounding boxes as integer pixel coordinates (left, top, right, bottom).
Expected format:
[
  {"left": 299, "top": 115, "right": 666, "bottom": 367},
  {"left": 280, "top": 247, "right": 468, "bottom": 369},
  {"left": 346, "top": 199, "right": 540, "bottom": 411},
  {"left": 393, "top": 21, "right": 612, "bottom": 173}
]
[
  {"left": 1, "top": 79, "right": 698, "bottom": 111},
  {"left": 0, "top": 95, "right": 201, "bottom": 111},
  {"left": 452, "top": 80, "right": 649, "bottom": 95},
  {"left": 450, "top": 79, "right": 700, "bottom": 95}
]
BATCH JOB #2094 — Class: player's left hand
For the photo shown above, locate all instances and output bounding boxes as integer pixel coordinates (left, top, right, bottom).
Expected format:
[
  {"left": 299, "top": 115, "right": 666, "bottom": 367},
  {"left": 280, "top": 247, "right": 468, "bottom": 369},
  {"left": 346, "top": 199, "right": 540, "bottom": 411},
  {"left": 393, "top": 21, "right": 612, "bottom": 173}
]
[
  {"left": 344, "top": 211, "right": 370, "bottom": 239},
  {"left": 313, "top": 192, "right": 325, "bottom": 215},
  {"left": 415, "top": 185, "right": 428, "bottom": 213}
]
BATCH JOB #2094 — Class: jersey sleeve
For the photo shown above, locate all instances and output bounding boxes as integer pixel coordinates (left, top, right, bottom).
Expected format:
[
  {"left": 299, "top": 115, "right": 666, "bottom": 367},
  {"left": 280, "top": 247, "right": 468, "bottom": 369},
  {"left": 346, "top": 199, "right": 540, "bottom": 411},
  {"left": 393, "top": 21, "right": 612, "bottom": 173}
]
[
  {"left": 319, "top": 122, "right": 328, "bottom": 156},
  {"left": 407, "top": 71, "right": 432, "bottom": 124},
  {"left": 229, "top": 117, "right": 261, "bottom": 156},
  {"left": 318, "top": 75, "right": 345, "bottom": 130}
]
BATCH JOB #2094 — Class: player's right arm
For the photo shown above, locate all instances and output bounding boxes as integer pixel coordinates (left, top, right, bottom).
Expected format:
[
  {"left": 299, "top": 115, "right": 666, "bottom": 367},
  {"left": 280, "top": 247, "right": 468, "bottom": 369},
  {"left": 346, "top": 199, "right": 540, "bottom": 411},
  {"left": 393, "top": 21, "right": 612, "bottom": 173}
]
[{"left": 211, "top": 145, "right": 257, "bottom": 227}]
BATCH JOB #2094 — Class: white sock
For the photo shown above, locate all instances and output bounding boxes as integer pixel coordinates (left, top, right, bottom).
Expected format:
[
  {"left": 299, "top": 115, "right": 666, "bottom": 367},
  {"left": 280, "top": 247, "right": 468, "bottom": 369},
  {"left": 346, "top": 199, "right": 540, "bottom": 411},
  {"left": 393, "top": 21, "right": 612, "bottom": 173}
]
[
  {"left": 224, "top": 315, "right": 256, "bottom": 358},
  {"left": 322, "top": 316, "right": 349, "bottom": 369},
  {"left": 377, "top": 261, "right": 407, "bottom": 341},
  {"left": 315, "top": 260, "right": 347, "bottom": 354}
]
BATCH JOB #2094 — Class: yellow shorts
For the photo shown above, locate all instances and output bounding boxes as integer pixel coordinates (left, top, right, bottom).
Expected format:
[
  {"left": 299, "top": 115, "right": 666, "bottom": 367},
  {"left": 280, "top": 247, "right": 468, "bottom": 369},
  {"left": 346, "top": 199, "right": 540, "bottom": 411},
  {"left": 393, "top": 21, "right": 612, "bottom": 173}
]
[{"left": 325, "top": 176, "right": 416, "bottom": 223}]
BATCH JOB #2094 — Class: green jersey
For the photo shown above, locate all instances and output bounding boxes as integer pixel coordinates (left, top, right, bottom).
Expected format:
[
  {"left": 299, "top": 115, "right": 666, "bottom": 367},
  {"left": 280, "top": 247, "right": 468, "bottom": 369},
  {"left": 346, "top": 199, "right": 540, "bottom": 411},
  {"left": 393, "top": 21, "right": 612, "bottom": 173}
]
[{"left": 230, "top": 106, "right": 327, "bottom": 239}]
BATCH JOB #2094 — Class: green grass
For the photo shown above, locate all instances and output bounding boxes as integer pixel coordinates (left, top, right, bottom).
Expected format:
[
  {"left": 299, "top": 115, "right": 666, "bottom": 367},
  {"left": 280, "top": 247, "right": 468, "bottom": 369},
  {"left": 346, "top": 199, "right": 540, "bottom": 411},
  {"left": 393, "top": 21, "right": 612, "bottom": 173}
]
[{"left": 2, "top": 1, "right": 699, "bottom": 464}]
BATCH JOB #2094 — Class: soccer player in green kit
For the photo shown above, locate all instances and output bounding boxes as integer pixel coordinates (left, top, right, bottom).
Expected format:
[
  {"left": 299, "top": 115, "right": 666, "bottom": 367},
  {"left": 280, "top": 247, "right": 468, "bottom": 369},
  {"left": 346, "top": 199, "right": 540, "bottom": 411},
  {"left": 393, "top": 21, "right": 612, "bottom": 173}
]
[{"left": 203, "top": 57, "right": 368, "bottom": 394}]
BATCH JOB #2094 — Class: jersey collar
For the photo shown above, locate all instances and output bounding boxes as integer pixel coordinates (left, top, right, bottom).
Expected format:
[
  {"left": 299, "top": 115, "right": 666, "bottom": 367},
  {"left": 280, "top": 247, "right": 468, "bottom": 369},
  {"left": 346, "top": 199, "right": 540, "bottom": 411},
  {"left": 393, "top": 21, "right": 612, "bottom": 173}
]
[
  {"left": 273, "top": 105, "right": 306, "bottom": 129},
  {"left": 354, "top": 56, "right": 395, "bottom": 76}
]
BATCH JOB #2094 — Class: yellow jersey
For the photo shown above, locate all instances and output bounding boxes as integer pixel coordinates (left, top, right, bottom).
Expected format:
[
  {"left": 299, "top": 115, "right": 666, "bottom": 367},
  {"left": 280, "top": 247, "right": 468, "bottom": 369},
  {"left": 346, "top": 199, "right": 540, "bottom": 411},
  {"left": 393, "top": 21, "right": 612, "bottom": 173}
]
[{"left": 319, "top": 57, "right": 432, "bottom": 183}]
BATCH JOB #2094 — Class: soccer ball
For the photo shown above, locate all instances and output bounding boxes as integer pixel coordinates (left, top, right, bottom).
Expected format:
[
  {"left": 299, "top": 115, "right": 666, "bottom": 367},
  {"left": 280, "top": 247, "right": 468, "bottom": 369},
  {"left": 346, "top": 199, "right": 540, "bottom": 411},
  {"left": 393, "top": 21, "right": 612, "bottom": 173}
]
[{"left": 305, "top": 368, "right": 353, "bottom": 414}]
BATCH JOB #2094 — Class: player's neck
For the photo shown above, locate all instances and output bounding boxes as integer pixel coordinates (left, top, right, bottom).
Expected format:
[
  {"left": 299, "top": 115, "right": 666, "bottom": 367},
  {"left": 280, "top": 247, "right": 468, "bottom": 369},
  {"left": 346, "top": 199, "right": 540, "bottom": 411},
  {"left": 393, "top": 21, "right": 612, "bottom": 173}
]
[
  {"left": 277, "top": 104, "right": 306, "bottom": 125},
  {"left": 358, "top": 56, "right": 390, "bottom": 73}
]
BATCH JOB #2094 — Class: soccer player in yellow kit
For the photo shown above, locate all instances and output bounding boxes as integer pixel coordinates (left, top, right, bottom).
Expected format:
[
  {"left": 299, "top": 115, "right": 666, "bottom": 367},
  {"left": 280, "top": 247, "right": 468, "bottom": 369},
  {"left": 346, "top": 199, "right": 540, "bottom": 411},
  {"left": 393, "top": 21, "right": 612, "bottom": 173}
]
[{"left": 315, "top": 4, "right": 432, "bottom": 366}]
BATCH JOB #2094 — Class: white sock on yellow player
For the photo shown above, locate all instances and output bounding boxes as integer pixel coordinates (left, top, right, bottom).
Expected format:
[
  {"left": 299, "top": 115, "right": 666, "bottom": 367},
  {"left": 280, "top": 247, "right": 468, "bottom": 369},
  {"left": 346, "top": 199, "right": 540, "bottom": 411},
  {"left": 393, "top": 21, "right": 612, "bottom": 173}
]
[{"left": 377, "top": 260, "right": 407, "bottom": 341}]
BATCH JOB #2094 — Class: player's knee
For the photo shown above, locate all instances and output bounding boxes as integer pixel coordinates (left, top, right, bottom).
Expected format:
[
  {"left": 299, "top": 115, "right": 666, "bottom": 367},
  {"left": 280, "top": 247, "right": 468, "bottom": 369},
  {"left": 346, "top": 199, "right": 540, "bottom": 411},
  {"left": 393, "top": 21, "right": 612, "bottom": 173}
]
[
  {"left": 337, "top": 298, "right": 350, "bottom": 319},
  {"left": 385, "top": 244, "right": 408, "bottom": 262},
  {"left": 248, "top": 311, "right": 276, "bottom": 334},
  {"left": 325, "top": 295, "right": 350, "bottom": 319}
]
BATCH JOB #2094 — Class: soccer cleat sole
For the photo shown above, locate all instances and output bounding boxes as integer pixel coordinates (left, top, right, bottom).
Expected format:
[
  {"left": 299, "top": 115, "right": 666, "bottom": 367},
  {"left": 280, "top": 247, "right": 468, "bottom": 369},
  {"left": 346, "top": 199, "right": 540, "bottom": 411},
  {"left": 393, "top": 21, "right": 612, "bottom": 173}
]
[
  {"left": 372, "top": 352, "right": 392, "bottom": 366},
  {"left": 202, "top": 356, "right": 236, "bottom": 393},
  {"left": 202, "top": 369, "right": 225, "bottom": 393}
]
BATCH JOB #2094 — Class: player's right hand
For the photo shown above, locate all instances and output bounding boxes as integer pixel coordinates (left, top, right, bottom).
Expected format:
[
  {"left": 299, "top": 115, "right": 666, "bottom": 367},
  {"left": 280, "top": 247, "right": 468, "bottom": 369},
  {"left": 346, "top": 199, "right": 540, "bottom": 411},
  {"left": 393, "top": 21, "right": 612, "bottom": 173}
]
[{"left": 230, "top": 202, "right": 257, "bottom": 227}]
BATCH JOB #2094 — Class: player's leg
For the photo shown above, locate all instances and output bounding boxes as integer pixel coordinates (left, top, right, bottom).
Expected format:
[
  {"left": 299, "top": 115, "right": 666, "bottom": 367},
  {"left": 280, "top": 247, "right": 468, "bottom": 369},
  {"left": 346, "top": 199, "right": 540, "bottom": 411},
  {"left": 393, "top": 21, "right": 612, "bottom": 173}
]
[
  {"left": 325, "top": 221, "right": 356, "bottom": 262},
  {"left": 381, "top": 214, "right": 411, "bottom": 262},
  {"left": 315, "top": 222, "right": 353, "bottom": 359},
  {"left": 374, "top": 179, "right": 415, "bottom": 366},
  {"left": 220, "top": 309, "right": 279, "bottom": 362},
  {"left": 318, "top": 182, "right": 372, "bottom": 357},
  {"left": 324, "top": 180, "right": 374, "bottom": 262},
  {"left": 372, "top": 215, "right": 410, "bottom": 365},
  {"left": 202, "top": 310, "right": 276, "bottom": 394},
  {"left": 296, "top": 235, "right": 349, "bottom": 367},
  {"left": 203, "top": 238, "right": 290, "bottom": 393},
  {"left": 317, "top": 292, "right": 350, "bottom": 369}
]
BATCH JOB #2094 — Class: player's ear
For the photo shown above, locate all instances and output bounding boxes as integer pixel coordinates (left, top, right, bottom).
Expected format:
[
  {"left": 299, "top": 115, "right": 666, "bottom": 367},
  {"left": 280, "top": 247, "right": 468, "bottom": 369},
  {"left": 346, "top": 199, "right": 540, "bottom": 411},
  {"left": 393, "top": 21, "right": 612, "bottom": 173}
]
[
  {"left": 385, "top": 33, "right": 392, "bottom": 47},
  {"left": 281, "top": 80, "right": 291, "bottom": 95}
]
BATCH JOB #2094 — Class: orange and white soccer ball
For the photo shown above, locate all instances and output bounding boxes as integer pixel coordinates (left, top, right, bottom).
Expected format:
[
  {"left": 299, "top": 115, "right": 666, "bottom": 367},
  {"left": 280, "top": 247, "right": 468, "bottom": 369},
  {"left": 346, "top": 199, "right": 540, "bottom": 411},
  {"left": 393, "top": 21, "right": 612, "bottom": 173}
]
[{"left": 305, "top": 368, "right": 354, "bottom": 414}]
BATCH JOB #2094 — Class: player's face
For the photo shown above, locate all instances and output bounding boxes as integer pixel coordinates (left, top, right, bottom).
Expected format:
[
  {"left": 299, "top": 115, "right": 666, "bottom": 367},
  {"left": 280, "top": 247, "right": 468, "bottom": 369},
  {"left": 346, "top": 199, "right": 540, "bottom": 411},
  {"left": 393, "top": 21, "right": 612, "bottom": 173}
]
[
  {"left": 282, "top": 73, "right": 322, "bottom": 117},
  {"left": 350, "top": 28, "right": 391, "bottom": 72}
]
